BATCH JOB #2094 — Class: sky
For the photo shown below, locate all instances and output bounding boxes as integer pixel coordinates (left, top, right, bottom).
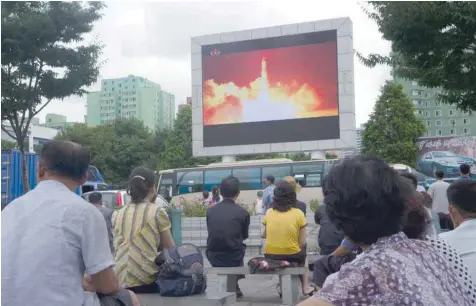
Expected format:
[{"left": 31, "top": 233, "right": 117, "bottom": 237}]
[{"left": 38, "top": 0, "right": 392, "bottom": 127}]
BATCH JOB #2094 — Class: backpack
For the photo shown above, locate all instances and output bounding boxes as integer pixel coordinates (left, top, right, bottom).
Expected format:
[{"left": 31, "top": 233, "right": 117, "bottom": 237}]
[
  {"left": 156, "top": 243, "right": 207, "bottom": 297},
  {"left": 248, "top": 257, "right": 299, "bottom": 273}
]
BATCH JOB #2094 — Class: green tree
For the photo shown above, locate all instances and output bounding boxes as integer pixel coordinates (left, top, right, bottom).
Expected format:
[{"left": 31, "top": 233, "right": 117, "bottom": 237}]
[
  {"left": 2, "top": 140, "right": 17, "bottom": 150},
  {"left": 56, "top": 118, "right": 159, "bottom": 187},
  {"left": 325, "top": 152, "right": 338, "bottom": 160},
  {"left": 285, "top": 152, "right": 311, "bottom": 161},
  {"left": 358, "top": 1, "right": 476, "bottom": 112},
  {"left": 237, "top": 153, "right": 282, "bottom": 161},
  {"left": 361, "top": 81, "right": 425, "bottom": 167},
  {"left": 1, "top": 1, "right": 105, "bottom": 192},
  {"left": 159, "top": 107, "right": 220, "bottom": 170}
]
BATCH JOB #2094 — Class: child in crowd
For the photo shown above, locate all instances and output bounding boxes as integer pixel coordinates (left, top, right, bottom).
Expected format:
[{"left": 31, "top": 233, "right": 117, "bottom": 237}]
[
  {"left": 202, "top": 190, "right": 212, "bottom": 206},
  {"left": 254, "top": 191, "right": 264, "bottom": 215}
]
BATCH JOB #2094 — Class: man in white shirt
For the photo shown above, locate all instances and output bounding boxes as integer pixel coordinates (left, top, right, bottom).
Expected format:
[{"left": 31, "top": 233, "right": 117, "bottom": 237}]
[
  {"left": 427, "top": 170, "right": 450, "bottom": 214},
  {"left": 1, "top": 140, "right": 139, "bottom": 306},
  {"left": 439, "top": 179, "right": 476, "bottom": 280}
]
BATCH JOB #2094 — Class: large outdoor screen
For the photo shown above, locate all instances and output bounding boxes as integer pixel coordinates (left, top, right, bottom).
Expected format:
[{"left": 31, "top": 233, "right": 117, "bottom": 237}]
[{"left": 202, "top": 30, "right": 339, "bottom": 147}]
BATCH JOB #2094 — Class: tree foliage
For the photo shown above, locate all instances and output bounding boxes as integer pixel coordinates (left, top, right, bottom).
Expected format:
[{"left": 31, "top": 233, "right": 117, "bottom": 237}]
[
  {"left": 361, "top": 81, "right": 425, "bottom": 167},
  {"left": 1, "top": 1, "right": 105, "bottom": 191},
  {"left": 1, "top": 140, "right": 17, "bottom": 150},
  {"left": 158, "top": 107, "right": 219, "bottom": 170},
  {"left": 358, "top": 1, "right": 476, "bottom": 112},
  {"left": 56, "top": 118, "right": 159, "bottom": 188}
]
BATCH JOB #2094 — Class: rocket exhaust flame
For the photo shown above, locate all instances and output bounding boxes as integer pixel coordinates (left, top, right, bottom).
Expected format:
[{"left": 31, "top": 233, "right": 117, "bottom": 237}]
[{"left": 203, "top": 54, "right": 338, "bottom": 126}]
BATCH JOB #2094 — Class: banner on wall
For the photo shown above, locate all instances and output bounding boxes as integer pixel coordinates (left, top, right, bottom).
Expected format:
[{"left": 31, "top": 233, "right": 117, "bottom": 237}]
[{"left": 416, "top": 136, "right": 476, "bottom": 177}]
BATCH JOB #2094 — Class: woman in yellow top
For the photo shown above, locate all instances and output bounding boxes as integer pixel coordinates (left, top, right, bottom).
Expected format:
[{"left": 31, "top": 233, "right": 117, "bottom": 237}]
[
  {"left": 112, "top": 167, "right": 176, "bottom": 293},
  {"left": 262, "top": 180, "right": 315, "bottom": 296}
]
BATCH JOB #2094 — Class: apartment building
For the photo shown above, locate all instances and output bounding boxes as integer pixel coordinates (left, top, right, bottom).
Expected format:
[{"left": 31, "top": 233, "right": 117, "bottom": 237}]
[{"left": 86, "top": 75, "right": 175, "bottom": 131}]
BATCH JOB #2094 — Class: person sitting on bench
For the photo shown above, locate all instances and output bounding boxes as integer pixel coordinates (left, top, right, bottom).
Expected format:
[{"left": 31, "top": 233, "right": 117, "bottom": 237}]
[
  {"left": 112, "top": 167, "right": 176, "bottom": 294},
  {"left": 262, "top": 180, "right": 316, "bottom": 297},
  {"left": 206, "top": 176, "right": 250, "bottom": 298}
]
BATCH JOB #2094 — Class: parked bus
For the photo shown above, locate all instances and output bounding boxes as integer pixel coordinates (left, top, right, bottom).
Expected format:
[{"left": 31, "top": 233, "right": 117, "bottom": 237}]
[{"left": 157, "top": 158, "right": 339, "bottom": 207}]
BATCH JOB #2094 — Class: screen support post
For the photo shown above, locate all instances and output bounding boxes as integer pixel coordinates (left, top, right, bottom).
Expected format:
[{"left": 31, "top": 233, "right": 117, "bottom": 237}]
[
  {"left": 310, "top": 151, "right": 326, "bottom": 160},
  {"left": 222, "top": 155, "right": 236, "bottom": 163}
]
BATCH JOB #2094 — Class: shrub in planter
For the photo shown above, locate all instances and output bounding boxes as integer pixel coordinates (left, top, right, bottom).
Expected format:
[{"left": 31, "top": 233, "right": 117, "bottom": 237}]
[{"left": 309, "top": 199, "right": 319, "bottom": 212}]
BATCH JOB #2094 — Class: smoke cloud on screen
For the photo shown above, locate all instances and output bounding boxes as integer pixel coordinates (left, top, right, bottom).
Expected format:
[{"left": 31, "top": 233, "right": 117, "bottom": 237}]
[{"left": 202, "top": 41, "right": 339, "bottom": 126}]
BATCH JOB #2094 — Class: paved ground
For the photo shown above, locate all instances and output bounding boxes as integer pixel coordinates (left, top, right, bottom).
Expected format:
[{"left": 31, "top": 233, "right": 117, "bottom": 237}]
[{"left": 204, "top": 255, "right": 318, "bottom": 306}]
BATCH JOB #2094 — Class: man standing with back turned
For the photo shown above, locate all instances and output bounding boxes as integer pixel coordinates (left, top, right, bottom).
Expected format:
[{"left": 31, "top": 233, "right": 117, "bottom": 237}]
[
  {"left": 1, "top": 140, "right": 138, "bottom": 306},
  {"left": 262, "top": 175, "right": 275, "bottom": 213},
  {"left": 88, "top": 192, "right": 115, "bottom": 254}
]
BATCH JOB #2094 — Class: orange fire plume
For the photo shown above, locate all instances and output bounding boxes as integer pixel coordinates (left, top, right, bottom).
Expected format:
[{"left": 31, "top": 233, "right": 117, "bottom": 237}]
[{"left": 203, "top": 57, "right": 338, "bottom": 125}]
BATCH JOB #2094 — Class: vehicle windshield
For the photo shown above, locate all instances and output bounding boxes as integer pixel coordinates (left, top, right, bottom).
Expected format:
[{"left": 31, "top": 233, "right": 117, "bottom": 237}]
[{"left": 432, "top": 151, "right": 456, "bottom": 158}]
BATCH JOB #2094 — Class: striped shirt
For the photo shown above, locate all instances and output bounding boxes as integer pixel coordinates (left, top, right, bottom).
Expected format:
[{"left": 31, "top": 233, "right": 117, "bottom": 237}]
[{"left": 112, "top": 202, "right": 171, "bottom": 287}]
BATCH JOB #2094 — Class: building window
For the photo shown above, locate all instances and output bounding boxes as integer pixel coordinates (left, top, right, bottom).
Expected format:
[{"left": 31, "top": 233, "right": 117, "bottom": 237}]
[
  {"left": 424, "top": 111, "right": 430, "bottom": 117},
  {"left": 435, "top": 120, "right": 442, "bottom": 126},
  {"left": 435, "top": 101, "right": 441, "bottom": 107},
  {"left": 426, "top": 120, "right": 431, "bottom": 127},
  {"left": 437, "top": 129, "right": 443, "bottom": 136},
  {"left": 232, "top": 167, "right": 261, "bottom": 190},
  {"left": 449, "top": 119, "right": 456, "bottom": 126},
  {"left": 463, "top": 118, "right": 470, "bottom": 124},
  {"left": 425, "top": 101, "right": 432, "bottom": 107},
  {"left": 435, "top": 110, "right": 442, "bottom": 117},
  {"left": 463, "top": 128, "right": 471, "bottom": 134},
  {"left": 450, "top": 129, "right": 456, "bottom": 135},
  {"left": 412, "top": 90, "right": 422, "bottom": 96},
  {"left": 411, "top": 81, "right": 418, "bottom": 86},
  {"left": 261, "top": 166, "right": 291, "bottom": 188},
  {"left": 413, "top": 100, "right": 423, "bottom": 106},
  {"left": 417, "top": 110, "right": 424, "bottom": 116},
  {"left": 449, "top": 109, "right": 456, "bottom": 116},
  {"left": 426, "top": 130, "right": 431, "bottom": 136}
]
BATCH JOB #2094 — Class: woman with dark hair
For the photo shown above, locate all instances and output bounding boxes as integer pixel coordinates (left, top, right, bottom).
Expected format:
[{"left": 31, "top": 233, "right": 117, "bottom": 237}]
[
  {"left": 312, "top": 175, "right": 476, "bottom": 302},
  {"left": 262, "top": 181, "right": 315, "bottom": 296},
  {"left": 298, "top": 156, "right": 471, "bottom": 306},
  {"left": 112, "top": 167, "right": 176, "bottom": 294}
]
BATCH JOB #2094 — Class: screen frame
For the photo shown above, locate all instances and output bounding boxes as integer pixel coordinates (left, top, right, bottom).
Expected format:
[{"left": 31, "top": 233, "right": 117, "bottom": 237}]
[{"left": 191, "top": 18, "right": 356, "bottom": 157}]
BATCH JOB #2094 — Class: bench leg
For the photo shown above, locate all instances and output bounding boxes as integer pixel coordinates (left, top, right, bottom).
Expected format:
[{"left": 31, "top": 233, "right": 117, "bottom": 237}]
[
  {"left": 216, "top": 274, "right": 237, "bottom": 293},
  {"left": 281, "top": 274, "right": 300, "bottom": 306}
]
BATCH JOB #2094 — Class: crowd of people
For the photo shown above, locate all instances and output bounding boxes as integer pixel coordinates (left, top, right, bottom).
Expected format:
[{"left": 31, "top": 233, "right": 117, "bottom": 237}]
[
  {"left": 304, "top": 158, "right": 475, "bottom": 305},
  {"left": 2, "top": 139, "right": 475, "bottom": 306}
]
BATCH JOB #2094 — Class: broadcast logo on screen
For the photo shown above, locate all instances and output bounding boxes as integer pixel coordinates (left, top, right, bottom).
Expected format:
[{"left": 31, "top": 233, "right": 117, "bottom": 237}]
[{"left": 210, "top": 48, "right": 220, "bottom": 56}]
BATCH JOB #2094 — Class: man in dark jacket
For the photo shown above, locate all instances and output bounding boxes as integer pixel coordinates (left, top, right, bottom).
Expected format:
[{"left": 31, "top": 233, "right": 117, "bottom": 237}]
[
  {"left": 89, "top": 192, "right": 115, "bottom": 254},
  {"left": 206, "top": 176, "right": 250, "bottom": 298},
  {"left": 314, "top": 204, "right": 343, "bottom": 255}
]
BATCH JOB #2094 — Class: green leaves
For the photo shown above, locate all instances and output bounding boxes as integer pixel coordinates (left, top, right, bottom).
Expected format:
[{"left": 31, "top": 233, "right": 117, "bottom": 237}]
[
  {"left": 359, "top": 1, "right": 476, "bottom": 112},
  {"left": 56, "top": 118, "right": 160, "bottom": 188},
  {"left": 361, "top": 81, "right": 426, "bottom": 167},
  {"left": 1, "top": 1, "right": 105, "bottom": 149}
]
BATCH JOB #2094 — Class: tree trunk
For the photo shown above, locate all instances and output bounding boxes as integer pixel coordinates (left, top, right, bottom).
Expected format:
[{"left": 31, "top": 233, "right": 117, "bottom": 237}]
[{"left": 21, "top": 149, "right": 30, "bottom": 194}]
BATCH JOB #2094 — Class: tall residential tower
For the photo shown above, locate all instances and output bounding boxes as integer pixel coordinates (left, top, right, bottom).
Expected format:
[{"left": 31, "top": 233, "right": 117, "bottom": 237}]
[
  {"left": 86, "top": 75, "right": 175, "bottom": 131},
  {"left": 394, "top": 77, "right": 475, "bottom": 137}
]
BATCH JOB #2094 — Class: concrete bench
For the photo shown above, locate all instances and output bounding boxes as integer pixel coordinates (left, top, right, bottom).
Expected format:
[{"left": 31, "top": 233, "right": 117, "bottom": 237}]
[
  {"left": 206, "top": 266, "right": 305, "bottom": 306},
  {"left": 137, "top": 291, "right": 236, "bottom": 306}
]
